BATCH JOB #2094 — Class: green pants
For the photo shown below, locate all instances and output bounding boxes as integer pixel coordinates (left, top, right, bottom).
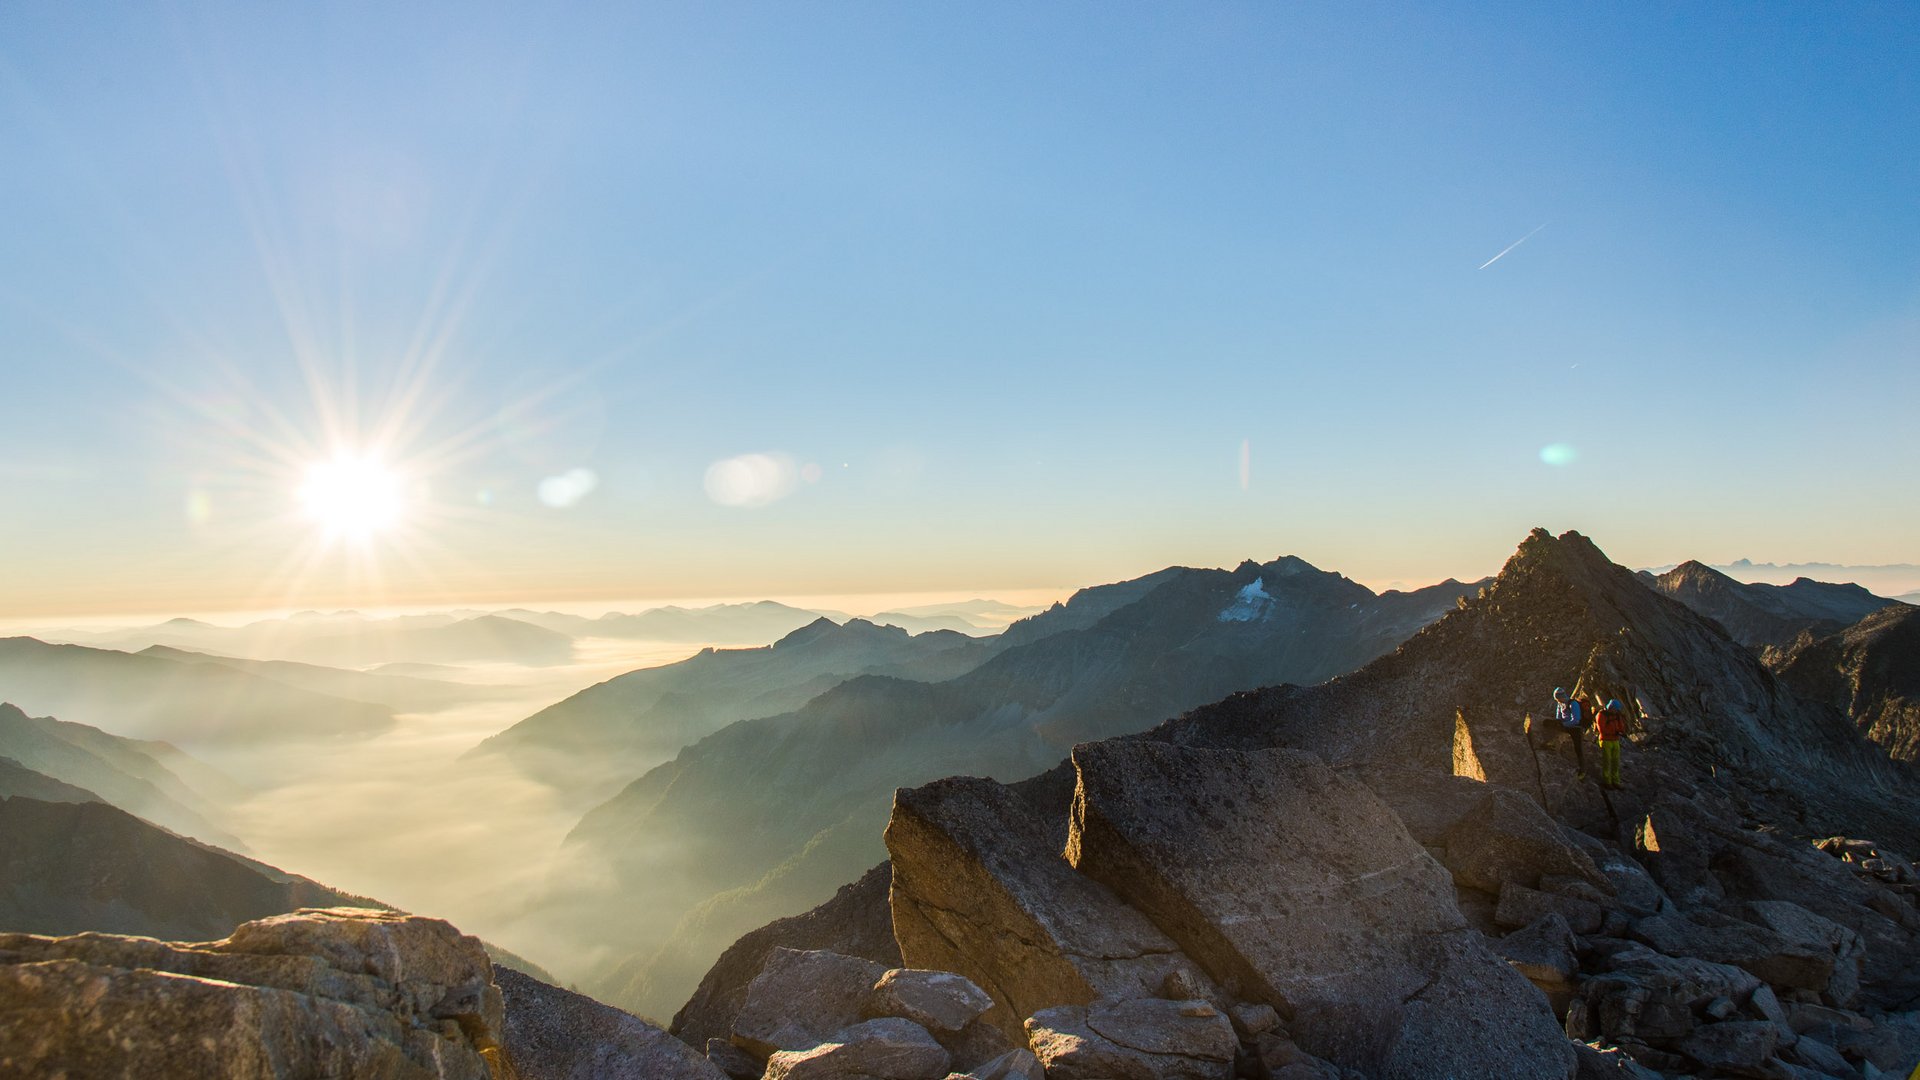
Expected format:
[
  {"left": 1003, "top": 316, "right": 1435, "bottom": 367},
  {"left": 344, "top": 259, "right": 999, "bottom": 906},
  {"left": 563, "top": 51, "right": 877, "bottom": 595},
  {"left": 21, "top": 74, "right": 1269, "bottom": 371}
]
[{"left": 1600, "top": 739, "right": 1622, "bottom": 786}]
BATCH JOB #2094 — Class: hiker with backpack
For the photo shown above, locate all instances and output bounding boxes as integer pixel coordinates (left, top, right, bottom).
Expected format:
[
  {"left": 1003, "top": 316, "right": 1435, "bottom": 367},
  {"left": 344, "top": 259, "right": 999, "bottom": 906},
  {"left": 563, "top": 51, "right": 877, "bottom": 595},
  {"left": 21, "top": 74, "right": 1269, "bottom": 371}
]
[
  {"left": 1553, "top": 686, "right": 1588, "bottom": 778},
  {"left": 1596, "top": 697, "right": 1628, "bottom": 789}
]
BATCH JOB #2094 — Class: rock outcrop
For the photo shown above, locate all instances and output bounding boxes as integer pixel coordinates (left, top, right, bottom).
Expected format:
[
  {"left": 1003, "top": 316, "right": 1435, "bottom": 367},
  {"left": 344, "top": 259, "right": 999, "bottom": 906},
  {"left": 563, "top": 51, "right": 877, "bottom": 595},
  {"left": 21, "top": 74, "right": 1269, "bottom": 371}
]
[
  {"left": 494, "top": 964, "right": 722, "bottom": 1079},
  {"left": 0, "top": 908, "right": 510, "bottom": 1078},
  {"left": 885, "top": 774, "right": 1219, "bottom": 1037},
  {"left": 1066, "top": 740, "right": 1575, "bottom": 1079},
  {"left": 0, "top": 907, "right": 724, "bottom": 1080}
]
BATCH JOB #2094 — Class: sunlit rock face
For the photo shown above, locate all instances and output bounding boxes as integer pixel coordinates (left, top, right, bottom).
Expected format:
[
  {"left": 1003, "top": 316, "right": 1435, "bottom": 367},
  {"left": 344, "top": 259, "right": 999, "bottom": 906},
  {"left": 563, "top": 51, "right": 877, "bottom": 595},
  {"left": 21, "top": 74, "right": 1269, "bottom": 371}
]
[
  {"left": 0, "top": 908, "right": 506, "bottom": 1079},
  {"left": 0, "top": 907, "right": 724, "bottom": 1080},
  {"left": 884, "top": 775, "right": 1218, "bottom": 1041}
]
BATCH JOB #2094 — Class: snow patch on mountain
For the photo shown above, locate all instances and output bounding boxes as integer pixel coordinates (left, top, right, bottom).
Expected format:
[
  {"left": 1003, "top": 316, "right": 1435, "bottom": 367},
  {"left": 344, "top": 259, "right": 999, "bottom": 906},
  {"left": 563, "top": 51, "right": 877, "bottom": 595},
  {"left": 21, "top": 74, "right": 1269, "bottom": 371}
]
[{"left": 1218, "top": 578, "right": 1275, "bottom": 622}]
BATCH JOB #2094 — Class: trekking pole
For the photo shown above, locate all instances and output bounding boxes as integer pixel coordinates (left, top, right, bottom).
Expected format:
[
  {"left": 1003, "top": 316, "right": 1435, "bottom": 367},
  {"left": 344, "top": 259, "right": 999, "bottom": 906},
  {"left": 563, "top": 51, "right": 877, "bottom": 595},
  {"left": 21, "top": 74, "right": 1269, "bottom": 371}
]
[{"left": 1522, "top": 713, "right": 1549, "bottom": 809}]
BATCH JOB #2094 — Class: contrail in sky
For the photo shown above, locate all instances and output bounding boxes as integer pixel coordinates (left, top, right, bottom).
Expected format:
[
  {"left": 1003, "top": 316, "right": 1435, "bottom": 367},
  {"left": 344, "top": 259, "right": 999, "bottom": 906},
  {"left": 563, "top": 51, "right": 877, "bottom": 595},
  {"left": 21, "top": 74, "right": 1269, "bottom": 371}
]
[{"left": 1477, "top": 222, "right": 1549, "bottom": 270}]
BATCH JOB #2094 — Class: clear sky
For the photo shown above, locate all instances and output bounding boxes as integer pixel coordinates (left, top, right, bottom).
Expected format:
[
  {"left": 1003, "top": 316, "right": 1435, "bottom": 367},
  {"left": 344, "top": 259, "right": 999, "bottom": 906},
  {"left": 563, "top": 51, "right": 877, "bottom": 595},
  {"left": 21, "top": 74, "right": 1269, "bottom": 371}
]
[{"left": 2, "top": 2, "right": 1915, "bottom": 617}]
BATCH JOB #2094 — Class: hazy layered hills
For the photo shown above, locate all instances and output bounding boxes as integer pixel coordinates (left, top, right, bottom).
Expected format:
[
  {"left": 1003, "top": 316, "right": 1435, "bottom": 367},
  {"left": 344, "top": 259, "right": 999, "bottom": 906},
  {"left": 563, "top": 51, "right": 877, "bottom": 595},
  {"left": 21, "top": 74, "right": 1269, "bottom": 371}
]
[
  {"left": 0, "top": 794, "right": 372, "bottom": 941},
  {"left": 0, "top": 703, "right": 239, "bottom": 847},
  {"left": 470, "top": 617, "right": 996, "bottom": 797},
  {"left": 1642, "top": 559, "right": 1904, "bottom": 649},
  {"left": 552, "top": 556, "right": 1479, "bottom": 1018},
  {"left": 0, "top": 757, "right": 99, "bottom": 803},
  {"left": 61, "top": 610, "right": 574, "bottom": 667},
  {"left": 0, "top": 637, "right": 393, "bottom": 746},
  {"left": 138, "top": 644, "right": 494, "bottom": 713}
]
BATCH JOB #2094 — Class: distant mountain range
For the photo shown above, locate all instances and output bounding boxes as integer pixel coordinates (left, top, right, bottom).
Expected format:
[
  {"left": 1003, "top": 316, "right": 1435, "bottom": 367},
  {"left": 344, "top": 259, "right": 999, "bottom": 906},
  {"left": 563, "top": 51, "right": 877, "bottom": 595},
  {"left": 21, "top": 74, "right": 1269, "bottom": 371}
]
[
  {"left": 1642, "top": 557, "right": 1920, "bottom": 598},
  {"left": 469, "top": 618, "right": 998, "bottom": 799},
  {"left": 0, "top": 638, "right": 394, "bottom": 747},
  {"left": 58, "top": 612, "right": 575, "bottom": 668},
  {"left": 542, "top": 555, "right": 1480, "bottom": 1018},
  {"left": 1640, "top": 560, "right": 1905, "bottom": 650}
]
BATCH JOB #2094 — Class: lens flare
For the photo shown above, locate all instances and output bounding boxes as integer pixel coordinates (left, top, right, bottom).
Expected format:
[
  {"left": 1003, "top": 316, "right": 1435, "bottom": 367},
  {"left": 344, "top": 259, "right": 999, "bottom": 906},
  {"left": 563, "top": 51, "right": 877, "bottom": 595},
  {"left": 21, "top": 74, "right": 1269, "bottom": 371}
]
[
  {"left": 1539, "top": 443, "right": 1578, "bottom": 467},
  {"left": 299, "top": 457, "right": 405, "bottom": 538}
]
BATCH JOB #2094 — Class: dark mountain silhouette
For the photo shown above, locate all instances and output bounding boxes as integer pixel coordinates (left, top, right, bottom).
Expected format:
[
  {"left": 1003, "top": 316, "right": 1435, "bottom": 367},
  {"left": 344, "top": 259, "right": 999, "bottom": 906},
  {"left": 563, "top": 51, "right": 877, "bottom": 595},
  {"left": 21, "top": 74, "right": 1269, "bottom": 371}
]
[
  {"left": 0, "top": 637, "right": 394, "bottom": 746},
  {"left": 0, "top": 758, "right": 100, "bottom": 803},
  {"left": 0, "top": 703, "right": 239, "bottom": 846},
  {"left": 138, "top": 644, "right": 492, "bottom": 713},
  {"left": 0, "top": 795, "right": 370, "bottom": 941},
  {"left": 469, "top": 618, "right": 995, "bottom": 798},
  {"left": 1773, "top": 605, "right": 1920, "bottom": 765},
  {"left": 553, "top": 556, "right": 1478, "bottom": 1018},
  {"left": 1642, "top": 560, "right": 1903, "bottom": 649}
]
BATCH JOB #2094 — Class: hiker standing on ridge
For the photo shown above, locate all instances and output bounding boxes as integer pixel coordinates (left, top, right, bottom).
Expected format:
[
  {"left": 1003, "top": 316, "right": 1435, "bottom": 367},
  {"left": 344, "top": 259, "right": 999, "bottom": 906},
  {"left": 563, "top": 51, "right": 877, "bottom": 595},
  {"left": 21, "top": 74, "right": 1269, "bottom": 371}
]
[
  {"left": 1554, "top": 687, "right": 1588, "bottom": 778},
  {"left": 1596, "top": 697, "right": 1628, "bottom": 789}
]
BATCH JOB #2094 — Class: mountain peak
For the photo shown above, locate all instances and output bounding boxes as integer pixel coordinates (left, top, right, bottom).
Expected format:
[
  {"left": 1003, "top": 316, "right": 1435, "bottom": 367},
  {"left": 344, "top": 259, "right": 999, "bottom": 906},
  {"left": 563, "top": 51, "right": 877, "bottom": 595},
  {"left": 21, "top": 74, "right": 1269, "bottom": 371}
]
[{"left": 773, "top": 616, "right": 842, "bottom": 649}]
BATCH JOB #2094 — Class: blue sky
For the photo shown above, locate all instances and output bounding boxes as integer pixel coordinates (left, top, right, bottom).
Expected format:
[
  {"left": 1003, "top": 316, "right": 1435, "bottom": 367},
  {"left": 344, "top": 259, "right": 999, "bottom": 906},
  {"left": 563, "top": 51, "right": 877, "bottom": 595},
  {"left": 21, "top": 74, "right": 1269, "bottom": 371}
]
[{"left": 2, "top": 2, "right": 1915, "bottom": 615}]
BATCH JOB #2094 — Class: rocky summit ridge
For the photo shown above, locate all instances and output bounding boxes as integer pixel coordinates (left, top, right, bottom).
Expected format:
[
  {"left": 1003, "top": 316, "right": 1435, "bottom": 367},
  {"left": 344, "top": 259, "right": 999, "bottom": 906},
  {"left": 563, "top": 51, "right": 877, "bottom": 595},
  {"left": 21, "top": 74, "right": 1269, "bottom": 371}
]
[{"left": 668, "top": 529, "right": 1920, "bottom": 1080}]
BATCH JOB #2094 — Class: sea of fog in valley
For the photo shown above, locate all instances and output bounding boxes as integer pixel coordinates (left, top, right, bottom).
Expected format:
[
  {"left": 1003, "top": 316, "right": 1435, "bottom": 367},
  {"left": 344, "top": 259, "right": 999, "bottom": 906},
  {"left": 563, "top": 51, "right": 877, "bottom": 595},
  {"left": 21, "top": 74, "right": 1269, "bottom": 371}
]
[{"left": 2, "top": 600, "right": 1038, "bottom": 988}]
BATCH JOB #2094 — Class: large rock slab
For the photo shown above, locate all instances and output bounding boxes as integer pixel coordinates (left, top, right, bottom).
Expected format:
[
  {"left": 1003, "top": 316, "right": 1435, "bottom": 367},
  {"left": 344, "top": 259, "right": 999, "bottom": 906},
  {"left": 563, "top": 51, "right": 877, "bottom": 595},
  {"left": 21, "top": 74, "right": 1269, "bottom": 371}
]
[
  {"left": 884, "top": 775, "right": 1216, "bottom": 1037},
  {"left": 1628, "top": 911, "right": 1833, "bottom": 993},
  {"left": 494, "top": 964, "right": 724, "bottom": 1080},
  {"left": 731, "top": 947, "right": 888, "bottom": 1058},
  {"left": 1443, "top": 787, "right": 1613, "bottom": 896},
  {"left": 1024, "top": 998, "right": 1236, "bottom": 1080},
  {"left": 1065, "top": 741, "right": 1575, "bottom": 1080},
  {"left": 0, "top": 907, "right": 505, "bottom": 1079}
]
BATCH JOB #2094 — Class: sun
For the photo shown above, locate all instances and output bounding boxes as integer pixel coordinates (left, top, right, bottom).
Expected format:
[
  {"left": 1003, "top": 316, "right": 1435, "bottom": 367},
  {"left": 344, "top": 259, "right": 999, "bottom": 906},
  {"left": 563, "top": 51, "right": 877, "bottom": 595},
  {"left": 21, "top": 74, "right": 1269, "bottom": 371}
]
[{"left": 298, "top": 456, "right": 405, "bottom": 539}]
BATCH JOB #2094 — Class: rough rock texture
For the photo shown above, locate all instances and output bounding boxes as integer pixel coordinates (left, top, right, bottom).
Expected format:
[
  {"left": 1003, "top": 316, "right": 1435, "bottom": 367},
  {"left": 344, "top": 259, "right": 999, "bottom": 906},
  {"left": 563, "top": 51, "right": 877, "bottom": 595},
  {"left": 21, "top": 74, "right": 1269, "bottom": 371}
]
[
  {"left": 731, "top": 947, "right": 889, "bottom": 1058},
  {"left": 1442, "top": 787, "right": 1612, "bottom": 895},
  {"left": 885, "top": 774, "right": 1217, "bottom": 1037},
  {"left": 1024, "top": 998, "right": 1236, "bottom": 1080},
  {"left": 494, "top": 964, "right": 724, "bottom": 1080},
  {"left": 0, "top": 907, "right": 506, "bottom": 1079},
  {"left": 671, "top": 861, "right": 901, "bottom": 1048},
  {"left": 957, "top": 1047, "right": 1044, "bottom": 1080},
  {"left": 1065, "top": 740, "right": 1574, "bottom": 1080},
  {"left": 867, "top": 968, "right": 994, "bottom": 1033},
  {"left": 1775, "top": 604, "right": 1920, "bottom": 764},
  {"left": 763, "top": 1017, "right": 950, "bottom": 1080},
  {"left": 1496, "top": 913, "right": 1580, "bottom": 986}
]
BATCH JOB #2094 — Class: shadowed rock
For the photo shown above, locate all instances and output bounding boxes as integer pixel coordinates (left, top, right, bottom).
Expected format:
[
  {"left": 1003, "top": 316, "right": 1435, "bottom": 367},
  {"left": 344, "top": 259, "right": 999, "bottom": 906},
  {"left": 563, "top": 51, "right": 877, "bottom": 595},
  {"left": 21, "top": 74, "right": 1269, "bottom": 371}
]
[
  {"left": 494, "top": 964, "right": 723, "bottom": 1080},
  {"left": 1024, "top": 998, "right": 1236, "bottom": 1080},
  {"left": 1065, "top": 740, "right": 1575, "bottom": 1080},
  {"left": 670, "top": 861, "right": 900, "bottom": 1049},
  {"left": 731, "top": 947, "right": 888, "bottom": 1058},
  {"left": 884, "top": 775, "right": 1217, "bottom": 1038}
]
